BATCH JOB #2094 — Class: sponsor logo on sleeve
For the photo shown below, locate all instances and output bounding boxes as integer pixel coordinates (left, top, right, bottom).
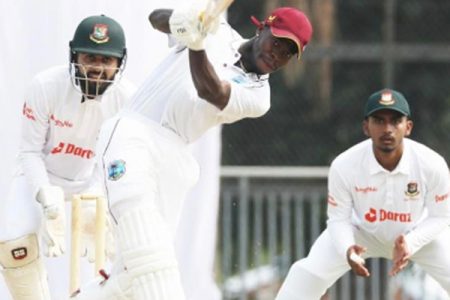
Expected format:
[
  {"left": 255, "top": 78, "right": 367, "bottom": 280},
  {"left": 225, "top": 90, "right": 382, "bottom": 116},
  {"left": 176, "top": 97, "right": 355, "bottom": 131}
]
[
  {"left": 22, "top": 103, "right": 36, "bottom": 121},
  {"left": 435, "top": 192, "right": 449, "bottom": 203},
  {"left": 108, "top": 159, "right": 126, "bottom": 181}
]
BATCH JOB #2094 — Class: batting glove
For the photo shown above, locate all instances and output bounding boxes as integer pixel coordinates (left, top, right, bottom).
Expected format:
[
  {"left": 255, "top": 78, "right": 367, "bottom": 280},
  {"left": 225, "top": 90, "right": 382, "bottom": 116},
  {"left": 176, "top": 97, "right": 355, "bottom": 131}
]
[
  {"left": 37, "top": 185, "right": 66, "bottom": 257},
  {"left": 169, "top": 2, "right": 221, "bottom": 51}
]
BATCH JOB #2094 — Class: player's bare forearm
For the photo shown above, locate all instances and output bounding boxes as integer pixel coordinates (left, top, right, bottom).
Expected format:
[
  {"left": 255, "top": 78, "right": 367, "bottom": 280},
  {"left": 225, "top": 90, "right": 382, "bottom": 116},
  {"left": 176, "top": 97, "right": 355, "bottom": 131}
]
[
  {"left": 149, "top": 9, "right": 172, "bottom": 33},
  {"left": 189, "top": 50, "right": 230, "bottom": 110}
]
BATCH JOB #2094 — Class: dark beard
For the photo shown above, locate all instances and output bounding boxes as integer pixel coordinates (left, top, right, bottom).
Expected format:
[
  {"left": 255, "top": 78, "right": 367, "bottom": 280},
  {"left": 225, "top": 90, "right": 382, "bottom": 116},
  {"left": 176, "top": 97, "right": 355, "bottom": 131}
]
[
  {"left": 75, "top": 69, "right": 114, "bottom": 99},
  {"left": 376, "top": 142, "right": 397, "bottom": 154},
  {"left": 379, "top": 146, "right": 395, "bottom": 153}
]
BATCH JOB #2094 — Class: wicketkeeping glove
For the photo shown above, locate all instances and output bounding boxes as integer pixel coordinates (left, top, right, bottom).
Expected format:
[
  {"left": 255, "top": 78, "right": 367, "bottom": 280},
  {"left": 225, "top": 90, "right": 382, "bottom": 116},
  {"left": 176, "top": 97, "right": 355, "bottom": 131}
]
[{"left": 37, "top": 185, "right": 66, "bottom": 257}]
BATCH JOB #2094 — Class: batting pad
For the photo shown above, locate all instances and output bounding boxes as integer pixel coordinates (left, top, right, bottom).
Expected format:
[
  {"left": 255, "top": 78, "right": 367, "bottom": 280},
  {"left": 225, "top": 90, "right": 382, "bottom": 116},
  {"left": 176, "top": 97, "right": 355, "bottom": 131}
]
[
  {"left": 0, "top": 234, "right": 51, "bottom": 300},
  {"left": 116, "top": 205, "right": 185, "bottom": 300}
]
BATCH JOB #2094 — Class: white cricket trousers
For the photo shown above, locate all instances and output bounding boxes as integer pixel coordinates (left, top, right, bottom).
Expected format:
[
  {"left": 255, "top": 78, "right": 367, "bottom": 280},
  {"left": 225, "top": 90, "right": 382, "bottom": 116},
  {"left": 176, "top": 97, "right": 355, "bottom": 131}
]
[{"left": 276, "top": 227, "right": 450, "bottom": 300}]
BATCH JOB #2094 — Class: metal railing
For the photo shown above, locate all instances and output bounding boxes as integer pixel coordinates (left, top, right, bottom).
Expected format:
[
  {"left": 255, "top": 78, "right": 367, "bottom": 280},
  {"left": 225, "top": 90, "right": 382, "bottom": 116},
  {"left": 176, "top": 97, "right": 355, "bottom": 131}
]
[{"left": 218, "top": 166, "right": 390, "bottom": 300}]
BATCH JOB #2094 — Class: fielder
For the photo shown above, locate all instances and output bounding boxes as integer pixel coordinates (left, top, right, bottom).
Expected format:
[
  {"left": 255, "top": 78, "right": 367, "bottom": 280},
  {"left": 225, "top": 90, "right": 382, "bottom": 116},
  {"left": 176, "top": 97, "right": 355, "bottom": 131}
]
[
  {"left": 73, "top": 3, "right": 313, "bottom": 299},
  {"left": 276, "top": 89, "right": 450, "bottom": 299},
  {"left": 0, "top": 15, "right": 135, "bottom": 299}
]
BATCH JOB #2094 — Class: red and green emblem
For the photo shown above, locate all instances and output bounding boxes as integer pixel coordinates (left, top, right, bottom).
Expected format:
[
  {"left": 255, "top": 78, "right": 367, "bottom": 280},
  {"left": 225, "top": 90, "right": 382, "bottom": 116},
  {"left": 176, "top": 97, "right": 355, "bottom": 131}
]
[
  {"left": 90, "top": 23, "right": 110, "bottom": 44},
  {"left": 405, "top": 181, "right": 420, "bottom": 197}
]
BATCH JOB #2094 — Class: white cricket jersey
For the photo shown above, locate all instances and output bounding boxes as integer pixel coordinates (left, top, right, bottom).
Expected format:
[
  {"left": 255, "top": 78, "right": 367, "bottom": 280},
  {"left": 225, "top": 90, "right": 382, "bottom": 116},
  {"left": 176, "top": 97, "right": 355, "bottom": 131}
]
[
  {"left": 125, "top": 20, "right": 271, "bottom": 144},
  {"left": 17, "top": 65, "right": 135, "bottom": 197},
  {"left": 327, "top": 138, "right": 450, "bottom": 256}
]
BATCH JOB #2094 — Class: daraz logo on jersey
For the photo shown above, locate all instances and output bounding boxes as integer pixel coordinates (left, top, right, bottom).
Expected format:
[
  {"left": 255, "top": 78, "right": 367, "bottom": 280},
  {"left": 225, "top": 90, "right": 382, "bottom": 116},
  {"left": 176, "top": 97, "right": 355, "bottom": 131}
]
[
  {"left": 50, "top": 142, "right": 94, "bottom": 159},
  {"left": 364, "top": 207, "right": 411, "bottom": 223}
]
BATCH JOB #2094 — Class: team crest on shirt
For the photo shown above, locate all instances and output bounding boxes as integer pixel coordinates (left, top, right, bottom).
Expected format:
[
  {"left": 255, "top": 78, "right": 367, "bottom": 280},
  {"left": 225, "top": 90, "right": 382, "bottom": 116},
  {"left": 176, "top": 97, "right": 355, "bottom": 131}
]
[
  {"left": 22, "top": 102, "right": 36, "bottom": 121},
  {"left": 404, "top": 181, "right": 420, "bottom": 198},
  {"left": 108, "top": 159, "right": 126, "bottom": 181}
]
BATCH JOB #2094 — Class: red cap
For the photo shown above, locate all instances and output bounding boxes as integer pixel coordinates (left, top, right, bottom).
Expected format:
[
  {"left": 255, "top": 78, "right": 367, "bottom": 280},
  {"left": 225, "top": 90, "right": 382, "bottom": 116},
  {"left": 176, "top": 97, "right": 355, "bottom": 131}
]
[{"left": 251, "top": 7, "right": 313, "bottom": 60}]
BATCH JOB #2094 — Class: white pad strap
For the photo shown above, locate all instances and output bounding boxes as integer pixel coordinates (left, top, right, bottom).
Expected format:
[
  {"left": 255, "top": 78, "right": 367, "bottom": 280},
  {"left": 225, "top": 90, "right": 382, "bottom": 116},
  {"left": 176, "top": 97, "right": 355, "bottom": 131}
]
[{"left": 0, "top": 234, "right": 50, "bottom": 300}]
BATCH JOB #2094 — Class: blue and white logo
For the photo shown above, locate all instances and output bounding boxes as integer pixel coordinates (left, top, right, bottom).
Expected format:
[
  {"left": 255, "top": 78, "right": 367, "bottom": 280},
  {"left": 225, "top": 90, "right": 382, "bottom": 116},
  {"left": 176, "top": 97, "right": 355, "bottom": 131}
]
[
  {"left": 231, "top": 75, "right": 246, "bottom": 84},
  {"left": 107, "top": 159, "right": 126, "bottom": 181}
]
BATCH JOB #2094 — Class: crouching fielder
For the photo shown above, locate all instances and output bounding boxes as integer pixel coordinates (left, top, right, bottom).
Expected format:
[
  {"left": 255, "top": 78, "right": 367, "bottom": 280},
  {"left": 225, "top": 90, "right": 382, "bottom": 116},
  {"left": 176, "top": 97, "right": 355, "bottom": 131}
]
[
  {"left": 276, "top": 89, "right": 450, "bottom": 300},
  {"left": 73, "top": 1, "right": 313, "bottom": 299}
]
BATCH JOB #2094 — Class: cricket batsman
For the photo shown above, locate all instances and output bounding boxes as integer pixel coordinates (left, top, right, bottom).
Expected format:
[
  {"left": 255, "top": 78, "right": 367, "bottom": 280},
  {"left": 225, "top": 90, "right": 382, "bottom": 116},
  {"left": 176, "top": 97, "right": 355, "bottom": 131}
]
[{"left": 72, "top": 2, "right": 313, "bottom": 299}]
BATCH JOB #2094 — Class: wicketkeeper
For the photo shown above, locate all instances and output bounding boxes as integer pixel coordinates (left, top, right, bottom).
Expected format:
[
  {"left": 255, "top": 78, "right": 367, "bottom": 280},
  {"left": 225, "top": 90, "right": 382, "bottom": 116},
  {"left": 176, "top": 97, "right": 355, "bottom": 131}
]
[{"left": 0, "top": 15, "right": 135, "bottom": 299}]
